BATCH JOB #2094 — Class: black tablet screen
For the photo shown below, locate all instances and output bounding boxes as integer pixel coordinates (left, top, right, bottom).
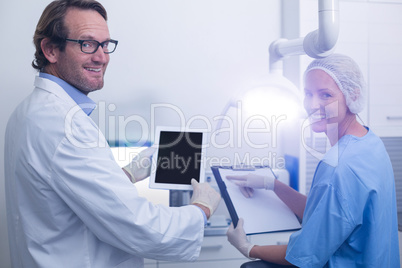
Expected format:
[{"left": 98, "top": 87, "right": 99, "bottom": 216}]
[{"left": 155, "top": 131, "right": 203, "bottom": 185}]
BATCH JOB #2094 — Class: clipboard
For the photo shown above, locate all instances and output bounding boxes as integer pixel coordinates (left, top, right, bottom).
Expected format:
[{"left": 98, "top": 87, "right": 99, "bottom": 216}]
[{"left": 211, "top": 165, "right": 301, "bottom": 235}]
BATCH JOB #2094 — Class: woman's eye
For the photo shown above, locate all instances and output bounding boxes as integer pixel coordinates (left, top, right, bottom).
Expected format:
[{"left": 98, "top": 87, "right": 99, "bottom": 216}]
[{"left": 321, "top": 93, "right": 332, "bottom": 99}]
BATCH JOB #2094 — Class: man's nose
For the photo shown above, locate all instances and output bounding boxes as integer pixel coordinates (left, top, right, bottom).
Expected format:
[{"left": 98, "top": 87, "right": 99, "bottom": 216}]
[{"left": 92, "top": 46, "right": 108, "bottom": 63}]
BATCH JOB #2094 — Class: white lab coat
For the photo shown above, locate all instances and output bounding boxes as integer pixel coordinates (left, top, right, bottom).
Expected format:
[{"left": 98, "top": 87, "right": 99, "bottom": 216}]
[{"left": 4, "top": 76, "right": 204, "bottom": 268}]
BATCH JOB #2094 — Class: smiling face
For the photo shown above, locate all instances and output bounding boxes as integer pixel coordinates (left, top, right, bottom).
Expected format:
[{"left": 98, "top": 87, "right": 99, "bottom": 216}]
[
  {"left": 304, "top": 69, "right": 352, "bottom": 135},
  {"left": 46, "top": 8, "right": 110, "bottom": 94}
]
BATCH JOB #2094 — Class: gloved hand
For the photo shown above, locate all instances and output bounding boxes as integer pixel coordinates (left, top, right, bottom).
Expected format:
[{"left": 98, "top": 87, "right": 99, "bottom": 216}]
[
  {"left": 190, "top": 179, "right": 221, "bottom": 218},
  {"left": 122, "top": 147, "right": 156, "bottom": 183},
  {"left": 226, "top": 173, "right": 275, "bottom": 198},
  {"left": 227, "top": 218, "right": 255, "bottom": 259}
]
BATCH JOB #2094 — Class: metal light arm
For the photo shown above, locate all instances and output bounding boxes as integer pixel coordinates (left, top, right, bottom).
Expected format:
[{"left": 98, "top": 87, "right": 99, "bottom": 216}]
[{"left": 269, "top": 0, "right": 339, "bottom": 73}]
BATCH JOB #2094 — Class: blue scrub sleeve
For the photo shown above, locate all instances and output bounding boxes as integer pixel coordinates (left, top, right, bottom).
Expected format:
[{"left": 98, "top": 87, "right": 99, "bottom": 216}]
[{"left": 285, "top": 184, "right": 355, "bottom": 267}]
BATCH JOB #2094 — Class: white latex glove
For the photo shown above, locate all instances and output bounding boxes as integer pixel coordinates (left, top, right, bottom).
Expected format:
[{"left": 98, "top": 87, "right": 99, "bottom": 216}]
[
  {"left": 227, "top": 218, "right": 255, "bottom": 259},
  {"left": 190, "top": 179, "right": 221, "bottom": 217},
  {"left": 122, "top": 147, "right": 156, "bottom": 183},
  {"left": 226, "top": 173, "right": 275, "bottom": 198}
]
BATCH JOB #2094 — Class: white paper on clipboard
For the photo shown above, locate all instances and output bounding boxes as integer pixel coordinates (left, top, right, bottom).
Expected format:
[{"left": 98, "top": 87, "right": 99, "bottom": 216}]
[{"left": 219, "top": 168, "right": 301, "bottom": 235}]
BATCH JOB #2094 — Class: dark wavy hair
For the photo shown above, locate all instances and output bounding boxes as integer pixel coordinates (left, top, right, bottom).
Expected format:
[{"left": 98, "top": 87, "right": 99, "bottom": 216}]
[{"left": 32, "top": 0, "right": 107, "bottom": 71}]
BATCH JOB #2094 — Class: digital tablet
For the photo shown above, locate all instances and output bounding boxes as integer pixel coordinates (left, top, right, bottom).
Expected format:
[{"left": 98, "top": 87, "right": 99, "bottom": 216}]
[{"left": 149, "top": 126, "right": 207, "bottom": 190}]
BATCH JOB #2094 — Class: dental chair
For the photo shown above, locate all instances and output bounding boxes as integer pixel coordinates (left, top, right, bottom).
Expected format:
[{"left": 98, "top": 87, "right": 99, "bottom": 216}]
[{"left": 240, "top": 260, "right": 293, "bottom": 268}]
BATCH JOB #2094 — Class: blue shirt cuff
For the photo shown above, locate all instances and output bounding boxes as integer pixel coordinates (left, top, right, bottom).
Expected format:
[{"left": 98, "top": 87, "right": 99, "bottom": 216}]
[{"left": 193, "top": 205, "right": 208, "bottom": 226}]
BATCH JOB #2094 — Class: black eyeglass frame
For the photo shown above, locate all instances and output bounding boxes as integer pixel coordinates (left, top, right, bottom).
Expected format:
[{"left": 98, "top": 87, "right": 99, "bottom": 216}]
[{"left": 65, "top": 38, "right": 118, "bottom": 54}]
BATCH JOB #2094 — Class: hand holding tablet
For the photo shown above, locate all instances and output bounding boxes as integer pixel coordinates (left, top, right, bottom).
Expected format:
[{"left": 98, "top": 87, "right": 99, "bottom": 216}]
[{"left": 190, "top": 179, "right": 221, "bottom": 217}]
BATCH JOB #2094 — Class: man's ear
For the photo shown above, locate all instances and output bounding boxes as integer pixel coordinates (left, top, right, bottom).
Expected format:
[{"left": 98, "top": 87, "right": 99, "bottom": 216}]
[{"left": 40, "top": 38, "right": 59, "bottom": 64}]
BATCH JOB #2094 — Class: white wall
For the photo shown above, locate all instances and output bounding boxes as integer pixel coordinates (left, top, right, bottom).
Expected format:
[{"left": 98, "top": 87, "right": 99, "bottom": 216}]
[
  {"left": 91, "top": 1, "right": 283, "bottom": 144},
  {"left": 0, "top": 1, "right": 281, "bottom": 266}
]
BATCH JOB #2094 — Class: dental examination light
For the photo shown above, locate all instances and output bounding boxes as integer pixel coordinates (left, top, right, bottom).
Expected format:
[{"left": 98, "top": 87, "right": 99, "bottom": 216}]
[
  {"left": 214, "top": 74, "right": 303, "bottom": 133},
  {"left": 215, "top": 0, "right": 339, "bottom": 133}
]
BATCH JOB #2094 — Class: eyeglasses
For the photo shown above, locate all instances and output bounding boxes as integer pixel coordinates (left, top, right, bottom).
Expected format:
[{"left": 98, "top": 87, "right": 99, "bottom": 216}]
[{"left": 65, "top": 38, "right": 118, "bottom": 54}]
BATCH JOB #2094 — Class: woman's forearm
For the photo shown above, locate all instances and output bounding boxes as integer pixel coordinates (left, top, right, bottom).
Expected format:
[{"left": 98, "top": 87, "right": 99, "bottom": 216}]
[
  {"left": 274, "top": 180, "right": 307, "bottom": 221},
  {"left": 249, "top": 245, "right": 294, "bottom": 266}
]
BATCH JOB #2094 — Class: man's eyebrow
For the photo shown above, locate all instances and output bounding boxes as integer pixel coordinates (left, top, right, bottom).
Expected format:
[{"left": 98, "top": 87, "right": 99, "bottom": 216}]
[
  {"left": 79, "top": 35, "right": 111, "bottom": 42},
  {"left": 79, "top": 35, "right": 96, "bottom": 39}
]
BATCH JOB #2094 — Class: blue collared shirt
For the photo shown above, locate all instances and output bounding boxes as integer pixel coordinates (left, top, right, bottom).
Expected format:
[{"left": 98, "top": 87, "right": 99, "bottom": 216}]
[{"left": 39, "top": 72, "right": 96, "bottom": 116}]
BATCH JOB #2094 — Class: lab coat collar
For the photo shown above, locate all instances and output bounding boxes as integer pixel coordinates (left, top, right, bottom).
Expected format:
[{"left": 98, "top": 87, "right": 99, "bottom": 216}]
[{"left": 39, "top": 72, "right": 96, "bottom": 116}]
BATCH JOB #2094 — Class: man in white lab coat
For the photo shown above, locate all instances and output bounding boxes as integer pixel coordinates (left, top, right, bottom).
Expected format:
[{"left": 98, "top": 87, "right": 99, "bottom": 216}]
[{"left": 4, "top": 0, "right": 221, "bottom": 267}]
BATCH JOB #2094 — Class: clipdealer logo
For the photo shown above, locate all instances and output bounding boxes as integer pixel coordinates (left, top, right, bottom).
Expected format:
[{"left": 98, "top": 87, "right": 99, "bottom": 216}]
[
  {"left": 300, "top": 101, "right": 340, "bottom": 167},
  {"left": 64, "top": 101, "right": 305, "bottom": 169}
]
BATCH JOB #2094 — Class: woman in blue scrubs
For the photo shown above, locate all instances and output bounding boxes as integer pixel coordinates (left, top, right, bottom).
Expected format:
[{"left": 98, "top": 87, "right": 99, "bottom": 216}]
[{"left": 226, "top": 54, "right": 400, "bottom": 267}]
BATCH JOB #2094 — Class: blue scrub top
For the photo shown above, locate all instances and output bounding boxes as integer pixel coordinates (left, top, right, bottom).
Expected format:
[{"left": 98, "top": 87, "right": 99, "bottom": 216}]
[{"left": 286, "top": 128, "right": 400, "bottom": 267}]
